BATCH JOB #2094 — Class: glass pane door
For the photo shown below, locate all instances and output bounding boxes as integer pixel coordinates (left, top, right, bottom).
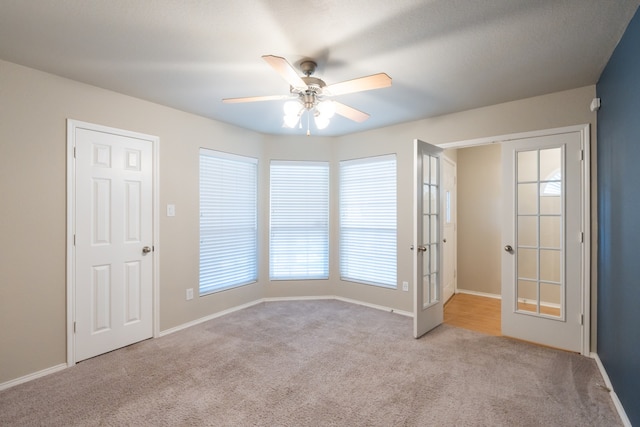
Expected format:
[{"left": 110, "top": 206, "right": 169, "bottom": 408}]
[
  {"left": 515, "top": 147, "right": 564, "bottom": 319},
  {"left": 414, "top": 139, "right": 443, "bottom": 338},
  {"left": 422, "top": 154, "right": 440, "bottom": 308}
]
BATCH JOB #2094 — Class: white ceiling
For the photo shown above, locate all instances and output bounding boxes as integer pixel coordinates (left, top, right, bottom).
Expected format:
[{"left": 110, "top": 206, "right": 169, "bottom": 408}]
[{"left": 1, "top": 0, "right": 638, "bottom": 136}]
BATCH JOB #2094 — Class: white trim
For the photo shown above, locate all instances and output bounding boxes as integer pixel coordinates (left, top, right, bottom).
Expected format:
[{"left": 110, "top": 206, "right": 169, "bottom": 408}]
[
  {"left": 158, "top": 299, "right": 264, "bottom": 337},
  {"left": 436, "top": 124, "right": 590, "bottom": 150},
  {"left": 580, "top": 125, "right": 591, "bottom": 357},
  {"left": 334, "top": 296, "right": 413, "bottom": 317},
  {"left": 591, "top": 353, "right": 632, "bottom": 427},
  {"left": 264, "top": 296, "right": 413, "bottom": 318},
  {"left": 456, "top": 289, "right": 502, "bottom": 300},
  {"left": 66, "top": 119, "right": 160, "bottom": 366},
  {"left": 441, "top": 124, "right": 591, "bottom": 356},
  {"left": 0, "top": 364, "right": 67, "bottom": 391}
]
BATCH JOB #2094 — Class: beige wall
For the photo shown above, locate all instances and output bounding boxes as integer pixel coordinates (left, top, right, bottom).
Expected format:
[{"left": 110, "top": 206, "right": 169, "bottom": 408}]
[
  {"left": 331, "top": 134, "right": 415, "bottom": 313},
  {"left": 456, "top": 144, "right": 503, "bottom": 295},
  {"left": 0, "top": 58, "right": 598, "bottom": 385},
  {"left": 0, "top": 60, "right": 266, "bottom": 383},
  {"left": 261, "top": 134, "right": 334, "bottom": 299}
]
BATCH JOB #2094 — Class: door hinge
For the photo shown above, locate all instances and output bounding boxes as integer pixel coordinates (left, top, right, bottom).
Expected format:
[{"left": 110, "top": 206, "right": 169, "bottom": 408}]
[
  {"left": 579, "top": 149, "right": 584, "bottom": 161},
  {"left": 579, "top": 314, "right": 584, "bottom": 325},
  {"left": 579, "top": 232, "right": 584, "bottom": 243},
  {"left": 73, "top": 321, "right": 77, "bottom": 333},
  {"left": 73, "top": 234, "right": 76, "bottom": 246},
  {"left": 73, "top": 146, "right": 76, "bottom": 158}
]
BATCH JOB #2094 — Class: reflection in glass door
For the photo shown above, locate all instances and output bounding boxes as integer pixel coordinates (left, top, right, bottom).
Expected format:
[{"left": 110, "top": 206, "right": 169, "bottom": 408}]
[{"left": 515, "top": 147, "right": 564, "bottom": 319}]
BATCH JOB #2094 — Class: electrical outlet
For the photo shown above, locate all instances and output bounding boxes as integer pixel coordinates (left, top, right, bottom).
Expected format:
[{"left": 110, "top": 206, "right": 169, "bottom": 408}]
[
  {"left": 402, "top": 281, "right": 409, "bottom": 292},
  {"left": 186, "top": 288, "right": 193, "bottom": 300}
]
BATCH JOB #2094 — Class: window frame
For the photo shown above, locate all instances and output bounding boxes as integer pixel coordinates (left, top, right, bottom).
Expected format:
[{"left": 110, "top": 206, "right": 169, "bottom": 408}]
[
  {"left": 269, "top": 160, "right": 330, "bottom": 281},
  {"left": 339, "top": 154, "right": 398, "bottom": 288},
  {"left": 199, "top": 148, "right": 258, "bottom": 296}
]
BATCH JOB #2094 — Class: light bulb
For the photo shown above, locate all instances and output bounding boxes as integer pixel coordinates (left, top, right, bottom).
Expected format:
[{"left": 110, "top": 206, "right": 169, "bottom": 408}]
[
  {"left": 314, "top": 115, "right": 330, "bottom": 130},
  {"left": 283, "top": 114, "right": 299, "bottom": 128},
  {"left": 283, "top": 100, "right": 302, "bottom": 116},
  {"left": 316, "top": 100, "right": 336, "bottom": 118}
]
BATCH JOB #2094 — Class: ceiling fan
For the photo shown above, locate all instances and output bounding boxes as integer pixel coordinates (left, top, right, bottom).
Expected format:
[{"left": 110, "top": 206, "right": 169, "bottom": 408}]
[{"left": 223, "top": 55, "right": 392, "bottom": 132}]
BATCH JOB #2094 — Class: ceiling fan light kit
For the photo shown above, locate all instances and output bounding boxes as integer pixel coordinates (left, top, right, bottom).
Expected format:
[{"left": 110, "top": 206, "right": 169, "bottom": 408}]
[{"left": 223, "top": 55, "right": 391, "bottom": 134}]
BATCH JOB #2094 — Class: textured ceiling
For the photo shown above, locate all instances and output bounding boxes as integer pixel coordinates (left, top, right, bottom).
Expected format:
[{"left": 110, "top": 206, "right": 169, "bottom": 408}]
[{"left": 0, "top": 0, "right": 638, "bottom": 136}]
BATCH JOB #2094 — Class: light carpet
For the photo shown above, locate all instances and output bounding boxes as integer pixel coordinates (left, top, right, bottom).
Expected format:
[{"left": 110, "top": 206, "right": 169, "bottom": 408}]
[{"left": 0, "top": 300, "right": 620, "bottom": 426}]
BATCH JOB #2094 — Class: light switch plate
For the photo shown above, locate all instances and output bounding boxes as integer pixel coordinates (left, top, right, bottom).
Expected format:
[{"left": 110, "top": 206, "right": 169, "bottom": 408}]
[{"left": 167, "top": 204, "right": 176, "bottom": 217}]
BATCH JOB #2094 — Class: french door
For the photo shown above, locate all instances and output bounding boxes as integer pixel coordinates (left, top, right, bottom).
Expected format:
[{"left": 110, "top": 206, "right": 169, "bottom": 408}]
[
  {"left": 414, "top": 139, "right": 444, "bottom": 338},
  {"left": 501, "top": 130, "right": 585, "bottom": 352}
]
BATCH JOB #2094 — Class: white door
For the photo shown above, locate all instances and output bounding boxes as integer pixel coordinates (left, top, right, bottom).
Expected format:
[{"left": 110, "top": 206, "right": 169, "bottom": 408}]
[
  {"left": 72, "top": 123, "right": 154, "bottom": 362},
  {"left": 414, "top": 139, "right": 444, "bottom": 338},
  {"left": 501, "top": 131, "right": 584, "bottom": 352},
  {"left": 442, "top": 157, "right": 457, "bottom": 303}
]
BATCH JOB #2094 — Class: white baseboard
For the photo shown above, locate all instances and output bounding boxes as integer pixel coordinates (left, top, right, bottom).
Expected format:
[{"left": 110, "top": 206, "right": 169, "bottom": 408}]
[
  {"left": 333, "top": 296, "right": 413, "bottom": 317},
  {"left": 591, "top": 352, "right": 632, "bottom": 427},
  {"left": 264, "top": 295, "right": 413, "bottom": 317},
  {"left": 0, "top": 363, "right": 67, "bottom": 391},
  {"left": 158, "top": 299, "right": 264, "bottom": 337},
  {"left": 456, "top": 289, "right": 502, "bottom": 299},
  {"left": 517, "top": 297, "right": 561, "bottom": 310}
]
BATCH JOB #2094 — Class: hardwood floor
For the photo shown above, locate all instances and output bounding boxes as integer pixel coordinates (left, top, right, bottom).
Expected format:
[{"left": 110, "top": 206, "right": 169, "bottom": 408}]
[{"left": 443, "top": 293, "right": 501, "bottom": 336}]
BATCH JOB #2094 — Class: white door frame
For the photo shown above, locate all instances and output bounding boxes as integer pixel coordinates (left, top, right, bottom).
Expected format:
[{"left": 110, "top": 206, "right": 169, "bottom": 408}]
[
  {"left": 66, "top": 119, "right": 160, "bottom": 366},
  {"left": 442, "top": 155, "right": 457, "bottom": 302},
  {"left": 438, "top": 124, "right": 591, "bottom": 356}
]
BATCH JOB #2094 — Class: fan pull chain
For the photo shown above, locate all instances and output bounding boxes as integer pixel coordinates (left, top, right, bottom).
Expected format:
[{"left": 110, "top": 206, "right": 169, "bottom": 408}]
[{"left": 306, "top": 110, "right": 311, "bottom": 136}]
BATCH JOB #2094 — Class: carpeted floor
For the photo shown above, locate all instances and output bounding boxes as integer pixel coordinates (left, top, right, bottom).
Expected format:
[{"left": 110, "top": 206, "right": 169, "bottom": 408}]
[{"left": 0, "top": 300, "right": 621, "bottom": 426}]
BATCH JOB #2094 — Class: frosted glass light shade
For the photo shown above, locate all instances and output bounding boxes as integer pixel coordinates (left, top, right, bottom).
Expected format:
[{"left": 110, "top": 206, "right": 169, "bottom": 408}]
[
  {"left": 314, "top": 115, "right": 330, "bottom": 130},
  {"left": 284, "top": 100, "right": 302, "bottom": 116},
  {"left": 283, "top": 114, "right": 300, "bottom": 128},
  {"left": 316, "top": 100, "right": 336, "bottom": 118}
]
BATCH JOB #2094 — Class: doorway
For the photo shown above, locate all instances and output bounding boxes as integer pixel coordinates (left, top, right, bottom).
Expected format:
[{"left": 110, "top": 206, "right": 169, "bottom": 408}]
[
  {"left": 440, "top": 125, "right": 590, "bottom": 355},
  {"left": 66, "top": 120, "right": 160, "bottom": 364}
]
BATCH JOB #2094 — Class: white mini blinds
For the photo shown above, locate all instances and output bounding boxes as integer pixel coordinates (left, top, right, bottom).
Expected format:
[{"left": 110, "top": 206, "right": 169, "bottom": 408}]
[
  {"left": 270, "top": 161, "right": 330, "bottom": 280},
  {"left": 199, "top": 149, "right": 258, "bottom": 295},
  {"left": 340, "top": 154, "right": 397, "bottom": 288}
]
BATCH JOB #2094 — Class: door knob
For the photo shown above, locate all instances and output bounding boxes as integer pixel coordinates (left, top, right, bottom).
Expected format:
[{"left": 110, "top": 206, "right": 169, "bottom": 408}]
[
  {"left": 504, "top": 245, "right": 513, "bottom": 253},
  {"left": 142, "top": 246, "right": 152, "bottom": 254},
  {"left": 417, "top": 245, "right": 428, "bottom": 252}
]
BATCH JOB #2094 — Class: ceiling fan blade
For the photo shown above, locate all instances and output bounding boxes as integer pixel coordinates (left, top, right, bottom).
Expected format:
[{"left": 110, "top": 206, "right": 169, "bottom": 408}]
[
  {"left": 222, "top": 94, "right": 290, "bottom": 104},
  {"left": 262, "top": 55, "right": 307, "bottom": 91},
  {"left": 334, "top": 101, "right": 370, "bottom": 123},
  {"left": 325, "top": 73, "right": 392, "bottom": 96}
]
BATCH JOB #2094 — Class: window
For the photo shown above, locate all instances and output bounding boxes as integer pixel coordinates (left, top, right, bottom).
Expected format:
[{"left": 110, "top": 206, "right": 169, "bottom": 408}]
[
  {"left": 340, "top": 154, "right": 397, "bottom": 288},
  {"left": 199, "top": 149, "right": 257, "bottom": 295},
  {"left": 270, "top": 161, "right": 329, "bottom": 280}
]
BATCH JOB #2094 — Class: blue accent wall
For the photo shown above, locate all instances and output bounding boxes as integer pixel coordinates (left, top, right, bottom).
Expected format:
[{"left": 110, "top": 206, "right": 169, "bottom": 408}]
[{"left": 597, "top": 6, "right": 640, "bottom": 425}]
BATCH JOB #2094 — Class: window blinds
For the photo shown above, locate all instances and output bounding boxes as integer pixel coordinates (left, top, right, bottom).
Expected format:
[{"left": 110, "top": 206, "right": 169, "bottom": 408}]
[
  {"left": 270, "top": 161, "right": 329, "bottom": 280},
  {"left": 340, "top": 154, "right": 397, "bottom": 288},
  {"left": 199, "top": 149, "right": 258, "bottom": 295}
]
